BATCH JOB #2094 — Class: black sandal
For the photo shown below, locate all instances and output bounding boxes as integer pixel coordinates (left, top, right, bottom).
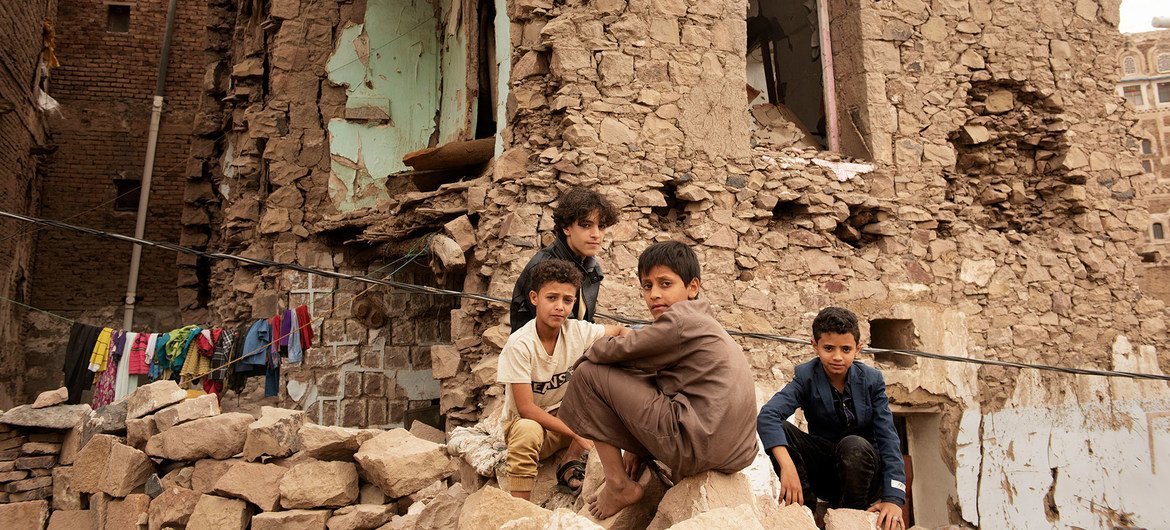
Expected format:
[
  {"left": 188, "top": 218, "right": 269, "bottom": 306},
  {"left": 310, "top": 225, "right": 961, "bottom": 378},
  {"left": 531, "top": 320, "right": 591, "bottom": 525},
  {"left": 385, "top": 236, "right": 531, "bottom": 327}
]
[{"left": 556, "top": 458, "right": 587, "bottom": 494}]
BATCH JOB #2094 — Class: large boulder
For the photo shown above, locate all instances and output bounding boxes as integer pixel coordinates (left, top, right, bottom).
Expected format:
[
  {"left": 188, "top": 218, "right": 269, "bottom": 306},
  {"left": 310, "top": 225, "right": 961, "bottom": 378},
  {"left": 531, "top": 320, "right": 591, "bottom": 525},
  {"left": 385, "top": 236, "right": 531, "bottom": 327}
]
[
  {"left": 72, "top": 434, "right": 154, "bottom": 496},
  {"left": 145, "top": 412, "right": 253, "bottom": 461},
  {"left": 299, "top": 424, "right": 379, "bottom": 460},
  {"left": 154, "top": 394, "right": 220, "bottom": 431},
  {"left": 148, "top": 487, "right": 202, "bottom": 530},
  {"left": 125, "top": 416, "right": 157, "bottom": 450},
  {"left": 46, "top": 509, "right": 96, "bottom": 530},
  {"left": 757, "top": 502, "right": 818, "bottom": 530},
  {"left": 325, "top": 504, "right": 396, "bottom": 530},
  {"left": 211, "top": 461, "right": 287, "bottom": 512},
  {"left": 51, "top": 466, "right": 82, "bottom": 511},
  {"left": 31, "top": 387, "right": 69, "bottom": 409},
  {"left": 646, "top": 471, "right": 755, "bottom": 530},
  {"left": 253, "top": 509, "right": 331, "bottom": 530},
  {"left": 191, "top": 458, "right": 240, "bottom": 493},
  {"left": 243, "top": 406, "right": 304, "bottom": 461},
  {"left": 414, "top": 483, "right": 469, "bottom": 529},
  {"left": 824, "top": 508, "right": 879, "bottom": 530},
  {"left": 80, "top": 399, "right": 130, "bottom": 448},
  {"left": 105, "top": 493, "right": 151, "bottom": 530},
  {"left": 127, "top": 380, "right": 187, "bottom": 420},
  {"left": 458, "top": 486, "right": 550, "bottom": 530},
  {"left": 498, "top": 508, "right": 605, "bottom": 529},
  {"left": 0, "top": 404, "right": 91, "bottom": 430},
  {"left": 0, "top": 500, "right": 50, "bottom": 530},
  {"left": 280, "top": 460, "right": 359, "bottom": 509},
  {"left": 665, "top": 505, "right": 764, "bottom": 529},
  {"left": 408, "top": 421, "right": 446, "bottom": 445},
  {"left": 354, "top": 429, "right": 453, "bottom": 498},
  {"left": 187, "top": 495, "right": 251, "bottom": 530}
]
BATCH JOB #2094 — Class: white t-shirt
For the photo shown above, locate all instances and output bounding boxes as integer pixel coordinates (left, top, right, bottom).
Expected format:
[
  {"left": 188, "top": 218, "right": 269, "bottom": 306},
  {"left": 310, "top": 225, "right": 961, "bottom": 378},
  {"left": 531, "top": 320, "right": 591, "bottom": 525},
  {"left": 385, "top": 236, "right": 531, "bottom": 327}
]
[{"left": 496, "top": 318, "right": 607, "bottom": 421}]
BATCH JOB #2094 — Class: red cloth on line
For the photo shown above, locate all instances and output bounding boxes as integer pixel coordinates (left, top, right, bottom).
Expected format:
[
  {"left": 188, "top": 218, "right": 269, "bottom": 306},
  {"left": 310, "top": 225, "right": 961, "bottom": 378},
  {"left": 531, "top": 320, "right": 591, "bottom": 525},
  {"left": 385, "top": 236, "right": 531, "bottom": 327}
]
[
  {"left": 202, "top": 379, "right": 223, "bottom": 398},
  {"left": 127, "top": 333, "right": 150, "bottom": 375},
  {"left": 295, "top": 304, "right": 313, "bottom": 349}
]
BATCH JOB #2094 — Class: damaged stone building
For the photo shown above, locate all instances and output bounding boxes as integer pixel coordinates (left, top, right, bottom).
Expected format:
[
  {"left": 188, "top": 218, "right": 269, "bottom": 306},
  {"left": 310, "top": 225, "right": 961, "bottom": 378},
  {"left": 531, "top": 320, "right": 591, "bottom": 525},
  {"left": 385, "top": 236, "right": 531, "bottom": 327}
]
[{"left": 3, "top": 0, "right": 1170, "bottom": 526}]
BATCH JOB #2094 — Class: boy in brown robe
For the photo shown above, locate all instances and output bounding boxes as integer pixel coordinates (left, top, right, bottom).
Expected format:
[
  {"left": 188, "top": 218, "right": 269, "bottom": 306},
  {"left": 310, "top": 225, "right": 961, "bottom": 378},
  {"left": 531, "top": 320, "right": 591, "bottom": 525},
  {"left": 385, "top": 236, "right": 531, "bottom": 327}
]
[{"left": 559, "top": 241, "right": 758, "bottom": 519}]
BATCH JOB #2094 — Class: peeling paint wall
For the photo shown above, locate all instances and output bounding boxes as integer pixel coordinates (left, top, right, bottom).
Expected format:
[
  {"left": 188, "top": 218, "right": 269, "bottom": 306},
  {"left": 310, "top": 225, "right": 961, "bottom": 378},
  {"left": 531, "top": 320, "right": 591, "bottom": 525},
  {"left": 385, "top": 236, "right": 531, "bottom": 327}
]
[{"left": 326, "top": 0, "right": 442, "bottom": 211}]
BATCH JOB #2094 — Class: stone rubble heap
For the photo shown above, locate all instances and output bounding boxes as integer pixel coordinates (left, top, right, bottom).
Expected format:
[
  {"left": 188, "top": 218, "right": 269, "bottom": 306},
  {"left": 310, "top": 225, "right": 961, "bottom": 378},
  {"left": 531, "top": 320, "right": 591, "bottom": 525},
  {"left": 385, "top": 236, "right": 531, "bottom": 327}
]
[{"left": 0, "top": 383, "right": 925, "bottom": 530}]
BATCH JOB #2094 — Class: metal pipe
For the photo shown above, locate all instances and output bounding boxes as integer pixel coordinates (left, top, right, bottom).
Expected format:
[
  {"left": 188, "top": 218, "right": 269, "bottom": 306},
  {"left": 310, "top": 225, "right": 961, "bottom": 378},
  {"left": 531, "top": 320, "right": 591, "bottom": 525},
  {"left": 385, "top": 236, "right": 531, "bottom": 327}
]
[
  {"left": 816, "top": 0, "right": 840, "bottom": 152},
  {"left": 123, "top": 0, "right": 179, "bottom": 330}
]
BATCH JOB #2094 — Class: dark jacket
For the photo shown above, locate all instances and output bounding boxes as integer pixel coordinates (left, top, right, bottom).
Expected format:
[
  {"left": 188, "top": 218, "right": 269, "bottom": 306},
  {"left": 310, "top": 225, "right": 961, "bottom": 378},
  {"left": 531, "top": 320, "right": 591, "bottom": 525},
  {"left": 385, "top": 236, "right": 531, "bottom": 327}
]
[
  {"left": 509, "top": 236, "right": 603, "bottom": 331},
  {"left": 757, "top": 358, "right": 907, "bottom": 505}
]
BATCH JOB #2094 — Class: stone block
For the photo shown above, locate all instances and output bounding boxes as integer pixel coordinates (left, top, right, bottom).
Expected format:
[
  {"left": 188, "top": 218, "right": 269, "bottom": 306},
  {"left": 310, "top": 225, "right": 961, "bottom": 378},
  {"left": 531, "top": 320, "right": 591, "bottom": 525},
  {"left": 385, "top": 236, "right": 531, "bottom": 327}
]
[
  {"left": 52, "top": 466, "right": 82, "bottom": 511},
  {"left": 325, "top": 504, "right": 395, "bottom": 530},
  {"left": 824, "top": 508, "right": 879, "bottom": 530},
  {"left": 145, "top": 412, "right": 253, "bottom": 461},
  {"left": 105, "top": 493, "right": 151, "bottom": 530},
  {"left": 154, "top": 394, "right": 221, "bottom": 431},
  {"left": 243, "top": 406, "right": 305, "bottom": 461},
  {"left": 72, "top": 434, "right": 154, "bottom": 496},
  {"left": 21, "top": 442, "right": 61, "bottom": 455},
  {"left": 415, "top": 484, "right": 469, "bottom": 529},
  {"left": 187, "top": 494, "right": 251, "bottom": 530},
  {"left": 299, "top": 424, "right": 380, "bottom": 460},
  {"left": 279, "top": 460, "right": 359, "bottom": 509},
  {"left": 126, "top": 416, "right": 157, "bottom": 450},
  {"left": 458, "top": 486, "right": 549, "bottom": 530},
  {"left": 31, "top": 388, "right": 69, "bottom": 409},
  {"left": 647, "top": 471, "right": 755, "bottom": 530},
  {"left": 46, "top": 509, "right": 96, "bottom": 530},
  {"left": 14, "top": 455, "right": 56, "bottom": 469},
  {"left": 160, "top": 465, "right": 194, "bottom": 490},
  {"left": 408, "top": 421, "right": 446, "bottom": 445},
  {"left": 354, "top": 429, "right": 453, "bottom": 498},
  {"left": 211, "top": 461, "right": 287, "bottom": 511},
  {"left": 0, "top": 404, "right": 91, "bottom": 430},
  {"left": 253, "top": 509, "right": 331, "bottom": 530},
  {"left": 127, "top": 381, "right": 187, "bottom": 420},
  {"left": 148, "top": 487, "right": 202, "bottom": 530}
]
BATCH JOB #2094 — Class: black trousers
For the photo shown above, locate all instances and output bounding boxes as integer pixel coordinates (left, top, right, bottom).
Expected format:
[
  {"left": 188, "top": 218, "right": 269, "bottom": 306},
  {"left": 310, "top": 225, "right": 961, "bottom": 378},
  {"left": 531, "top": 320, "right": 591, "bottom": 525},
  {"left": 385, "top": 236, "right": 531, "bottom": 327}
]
[{"left": 771, "top": 421, "right": 882, "bottom": 510}]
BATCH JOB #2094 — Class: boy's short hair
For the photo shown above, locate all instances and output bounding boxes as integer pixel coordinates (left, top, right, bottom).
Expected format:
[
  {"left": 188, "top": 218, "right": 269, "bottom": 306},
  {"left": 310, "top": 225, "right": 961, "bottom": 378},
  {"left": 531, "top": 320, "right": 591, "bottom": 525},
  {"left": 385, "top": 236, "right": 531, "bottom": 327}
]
[
  {"left": 553, "top": 187, "right": 620, "bottom": 231},
  {"left": 812, "top": 307, "right": 861, "bottom": 343},
  {"left": 529, "top": 259, "right": 584, "bottom": 293},
  {"left": 638, "top": 241, "right": 701, "bottom": 285}
]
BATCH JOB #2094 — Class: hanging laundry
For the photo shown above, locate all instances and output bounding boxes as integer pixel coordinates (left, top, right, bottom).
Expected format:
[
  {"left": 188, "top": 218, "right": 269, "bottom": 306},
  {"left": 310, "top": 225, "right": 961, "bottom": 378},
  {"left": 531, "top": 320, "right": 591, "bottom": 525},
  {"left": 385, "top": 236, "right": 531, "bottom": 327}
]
[
  {"left": 128, "top": 333, "right": 150, "bottom": 375},
  {"left": 149, "top": 332, "right": 171, "bottom": 381},
  {"left": 92, "top": 354, "right": 118, "bottom": 408},
  {"left": 210, "top": 328, "right": 235, "bottom": 381},
  {"left": 63, "top": 323, "right": 102, "bottom": 404},
  {"left": 113, "top": 331, "right": 136, "bottom": 400},
  {"left": 286, "top": 309, "right": 303, "bottom": 363},
  {"left": 202, "top": 379, "right": 223, "bottom": 398},
  {"left": 87, "top": 327, "right": 113, "bottom": 372},
  {"left": 295, "top": 304, "right": 313, "bottom": 349},
  {"left": 240, "top": 319, "right": 273, "bottom": 367},
  {"left": 163, "top": 325, "right": 199, "bottom": 375}
]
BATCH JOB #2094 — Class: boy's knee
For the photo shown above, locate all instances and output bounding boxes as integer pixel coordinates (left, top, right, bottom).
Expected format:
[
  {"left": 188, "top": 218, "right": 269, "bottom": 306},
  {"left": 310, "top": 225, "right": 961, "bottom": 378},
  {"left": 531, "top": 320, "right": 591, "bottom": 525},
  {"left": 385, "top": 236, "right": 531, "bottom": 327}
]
[
  {"left": 835, "top": 435, "right": 877, "bottom": 467},
  {"left": 507, "top": 419, "right": 545, "bottom": 449}
]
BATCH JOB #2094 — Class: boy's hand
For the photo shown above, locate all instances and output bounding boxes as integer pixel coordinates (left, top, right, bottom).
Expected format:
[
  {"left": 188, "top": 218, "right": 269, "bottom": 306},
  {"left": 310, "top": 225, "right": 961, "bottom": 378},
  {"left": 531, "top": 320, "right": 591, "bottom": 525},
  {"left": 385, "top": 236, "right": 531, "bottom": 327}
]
[
  {"left": 778, "top": 468, "right": 803, "bottom": 506},
  {"left": 571, "top": 435, "right": 595, "bottom": 455},
  {"left": 867, "top": 501, "right": 903, "bottom": 530}
]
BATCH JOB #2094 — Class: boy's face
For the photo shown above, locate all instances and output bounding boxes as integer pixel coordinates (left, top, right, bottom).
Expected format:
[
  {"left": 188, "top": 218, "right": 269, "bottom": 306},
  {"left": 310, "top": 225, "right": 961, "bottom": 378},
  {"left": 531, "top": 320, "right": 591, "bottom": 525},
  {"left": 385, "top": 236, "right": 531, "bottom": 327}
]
[
  {"left": 640, "top": 265, "right": 700, "bottom": 319},
  {"left": 562, "top": 210, "right": 605, "bottom": 258},
  {"left": 529, "top": 281, "right": 578, "bottom": 330},
  {"left": 813, "top": 332, "right": 860, "bottom": 380}
]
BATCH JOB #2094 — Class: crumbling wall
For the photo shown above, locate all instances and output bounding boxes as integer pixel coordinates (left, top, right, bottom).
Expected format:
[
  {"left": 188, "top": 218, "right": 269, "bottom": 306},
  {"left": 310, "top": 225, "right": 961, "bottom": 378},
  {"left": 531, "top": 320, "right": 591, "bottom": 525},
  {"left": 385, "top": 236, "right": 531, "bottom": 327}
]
[
  {"left": 0, "top": 1, "right": 56, "bottom": 408},
  {"left": 190, "top": 0, "right": 1170, "bottom": 525}
]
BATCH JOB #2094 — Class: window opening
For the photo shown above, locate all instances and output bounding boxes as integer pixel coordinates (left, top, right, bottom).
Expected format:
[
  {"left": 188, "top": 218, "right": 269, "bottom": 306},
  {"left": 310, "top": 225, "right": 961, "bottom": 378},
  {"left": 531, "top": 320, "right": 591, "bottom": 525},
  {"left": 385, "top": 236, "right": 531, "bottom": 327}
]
[
  {"left": 1142, "top": 138, "right": 1154, "bottom": 155},
  {"left": 1155, "top": 223, "right": 1164, "bottom": 240},
  {"left": 1158, "top": 82, "right": 1170, "bottom": 104},
  {"left": 1142, "top": 160, "right": 1154, "bottom": 174},
  {"left": 1123, "top": 85, "right": 1144, "bottom": 107},
  {"left": 746, "top": 0, "right": 831, "bottom": 150},
  {"left": 1158, "top": 53, "right": 1170, "bottom": 73},
  {"left": 113, "top": 179, "right": 140, "bottom": 211},
  {"left": 1123, "top": 56, "right": 1137, "bottom": 75},
  {"left": 473, "top": 0, "right": 498, "bottom": 139},
  {"left": 901, "top": 412, "right": 957, "bottom": 528},
  {"left": 868, "top": 319, "right": 918, "bottom": 368},
  {"left": 107, "top": 4, "right": 130, "bottom": 33}
]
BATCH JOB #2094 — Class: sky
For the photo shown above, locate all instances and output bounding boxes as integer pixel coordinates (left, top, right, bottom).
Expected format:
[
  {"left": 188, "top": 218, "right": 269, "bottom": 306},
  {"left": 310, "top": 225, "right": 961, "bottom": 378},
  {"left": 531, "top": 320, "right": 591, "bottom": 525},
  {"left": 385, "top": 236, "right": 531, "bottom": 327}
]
[{"left": 1119, "top": 0, "right": 1169, "bottom": 33}]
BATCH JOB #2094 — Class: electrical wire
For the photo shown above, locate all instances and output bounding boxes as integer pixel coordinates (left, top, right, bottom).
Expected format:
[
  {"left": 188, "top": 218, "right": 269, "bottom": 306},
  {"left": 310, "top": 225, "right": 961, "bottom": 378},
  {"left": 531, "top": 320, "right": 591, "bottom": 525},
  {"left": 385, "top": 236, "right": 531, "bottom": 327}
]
[{"left": 1, "top": 208, "right": 1168, "bottom": 382}]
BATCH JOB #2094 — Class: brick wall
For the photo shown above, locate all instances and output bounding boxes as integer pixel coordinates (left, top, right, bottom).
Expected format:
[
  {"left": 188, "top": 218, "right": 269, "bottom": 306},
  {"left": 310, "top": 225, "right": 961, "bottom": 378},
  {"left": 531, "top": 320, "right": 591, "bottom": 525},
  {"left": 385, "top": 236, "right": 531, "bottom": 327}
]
[
  {"left": 0, "top": 1, "right": 57, "bottom": 408},
  {"left": 30, "top": 0, "right": 207, "bottom": 315}
]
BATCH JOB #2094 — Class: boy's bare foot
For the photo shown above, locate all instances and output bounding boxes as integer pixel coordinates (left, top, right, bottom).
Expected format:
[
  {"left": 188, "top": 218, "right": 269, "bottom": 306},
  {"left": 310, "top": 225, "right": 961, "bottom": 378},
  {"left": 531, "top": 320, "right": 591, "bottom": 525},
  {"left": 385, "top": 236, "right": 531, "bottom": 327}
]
[{"left": 588, "top": 478, "right": 644, "bottom": 519}]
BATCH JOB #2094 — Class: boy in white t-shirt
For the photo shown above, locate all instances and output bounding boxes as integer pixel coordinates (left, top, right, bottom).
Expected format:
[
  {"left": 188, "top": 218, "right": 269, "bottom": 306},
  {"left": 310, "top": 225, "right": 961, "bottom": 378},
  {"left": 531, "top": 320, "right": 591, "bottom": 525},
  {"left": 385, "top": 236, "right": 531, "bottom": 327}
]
[{"left": 497, "top": 259, "right": 629, "bottom": 500}]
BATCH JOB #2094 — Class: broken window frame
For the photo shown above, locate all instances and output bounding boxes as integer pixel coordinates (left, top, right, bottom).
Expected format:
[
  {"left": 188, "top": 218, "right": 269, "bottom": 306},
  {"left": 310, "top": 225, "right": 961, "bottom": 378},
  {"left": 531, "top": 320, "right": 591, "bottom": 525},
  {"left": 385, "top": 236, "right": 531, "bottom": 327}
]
[
  {"left": 106, "top": 3, "right": 131, "bottom": 33},
  {"left": 1157, "top": 82, "right": 1170, "bottom": 105},
  {"left": 1123, "top": 85, "right": 1145, "bottom": 108}
]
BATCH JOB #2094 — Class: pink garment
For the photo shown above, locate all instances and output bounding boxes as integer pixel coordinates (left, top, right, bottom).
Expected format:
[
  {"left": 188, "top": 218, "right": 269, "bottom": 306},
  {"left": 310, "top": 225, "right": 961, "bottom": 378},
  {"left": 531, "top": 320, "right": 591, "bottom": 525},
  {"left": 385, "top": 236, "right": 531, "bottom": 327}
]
[
  {"left": 128, "top": 333, "right": 150, "bottom": 375},
  {"left": 91, "top": 355, "right": 118, "bottom": 408}
]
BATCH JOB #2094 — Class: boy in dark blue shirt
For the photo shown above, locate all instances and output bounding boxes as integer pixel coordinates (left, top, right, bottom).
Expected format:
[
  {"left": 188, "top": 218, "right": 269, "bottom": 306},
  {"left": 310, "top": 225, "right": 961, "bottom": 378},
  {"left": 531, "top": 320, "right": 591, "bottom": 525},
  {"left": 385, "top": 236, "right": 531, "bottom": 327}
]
[{"left": 757, "top": 307, "right": 906, "bottom": 530}]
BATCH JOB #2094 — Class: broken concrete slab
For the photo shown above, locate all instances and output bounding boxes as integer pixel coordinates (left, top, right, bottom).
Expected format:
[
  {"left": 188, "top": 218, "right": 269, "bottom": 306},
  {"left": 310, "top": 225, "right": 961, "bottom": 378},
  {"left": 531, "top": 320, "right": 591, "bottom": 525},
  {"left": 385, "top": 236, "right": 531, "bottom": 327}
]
[
  {"left": 354, "top": 428, "right": 453, "bottom": 498},
  {"left": 31, "top": 387, "right": 69, "bottom": 409},
  {"left": 253, "top": 509, "right": 332, "bottom": 530},
  {"left": 145, "top": 412, "right": 253, "bottom": 461},
  {"left": 127, "top": 380, "right": 187, "bottom": 420},
  {"left": 211, "top": 461, "right": 287, "bottom": 512},
  {"left": 0, "top": 404, "right": 92, "bottom": 430},
  {"left": 154, "top": 394, "right": 221, "bottom": 431},
  {"left": 187, "top": 494, "right": 252, "bottom": 530},
  {"left": 279, "top": 460, "right": 359, "bottom": 509},
  {"left": 243, "top": 406, "right": 305, "bottom": 461}
]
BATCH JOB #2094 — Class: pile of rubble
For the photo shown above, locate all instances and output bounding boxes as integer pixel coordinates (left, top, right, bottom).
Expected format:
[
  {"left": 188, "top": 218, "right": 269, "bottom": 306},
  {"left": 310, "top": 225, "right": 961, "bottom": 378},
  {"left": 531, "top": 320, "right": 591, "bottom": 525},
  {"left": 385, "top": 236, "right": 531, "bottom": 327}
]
[{"left": 0, "top": 382, "right": 904, "bottom": 529}]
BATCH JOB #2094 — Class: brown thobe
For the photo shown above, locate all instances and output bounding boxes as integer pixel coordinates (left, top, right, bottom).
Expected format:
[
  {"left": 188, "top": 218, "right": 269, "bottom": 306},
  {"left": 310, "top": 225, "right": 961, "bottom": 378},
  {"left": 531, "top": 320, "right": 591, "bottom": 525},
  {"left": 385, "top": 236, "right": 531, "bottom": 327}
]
[{"left": 559, "top": 298, "right": 758, "bottom": 479}]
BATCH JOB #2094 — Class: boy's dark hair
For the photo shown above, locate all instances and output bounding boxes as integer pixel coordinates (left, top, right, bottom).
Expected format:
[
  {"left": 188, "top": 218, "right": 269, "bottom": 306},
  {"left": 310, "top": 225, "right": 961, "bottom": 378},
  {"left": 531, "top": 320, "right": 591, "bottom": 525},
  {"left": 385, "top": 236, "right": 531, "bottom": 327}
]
[
  {"left": 553, "top": 187, "right": 620, "bottom": 232},
  {"left": 638, "top": 241, "right": 701, "bottom": 285},
  {"left": 812, "top": 307, "right": 861, "bottom": 343},
  {"left": 529, "top": 259, "right": 584, "bottom": 293}
]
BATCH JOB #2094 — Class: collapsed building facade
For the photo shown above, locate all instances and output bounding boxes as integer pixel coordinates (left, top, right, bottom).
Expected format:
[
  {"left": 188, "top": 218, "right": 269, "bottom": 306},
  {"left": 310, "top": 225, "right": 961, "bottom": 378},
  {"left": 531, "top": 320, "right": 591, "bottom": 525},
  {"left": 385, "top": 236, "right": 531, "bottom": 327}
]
[{"left": 3, "top": 0, "right": 1169, "bottom": 526}]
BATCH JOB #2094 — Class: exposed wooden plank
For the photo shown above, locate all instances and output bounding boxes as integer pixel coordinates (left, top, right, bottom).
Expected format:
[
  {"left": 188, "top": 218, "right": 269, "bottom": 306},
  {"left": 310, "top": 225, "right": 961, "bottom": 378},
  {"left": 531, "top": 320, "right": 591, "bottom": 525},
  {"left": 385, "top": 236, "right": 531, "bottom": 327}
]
[{"left": 403, "top": 137, "right": 494, "bottom": 171}]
